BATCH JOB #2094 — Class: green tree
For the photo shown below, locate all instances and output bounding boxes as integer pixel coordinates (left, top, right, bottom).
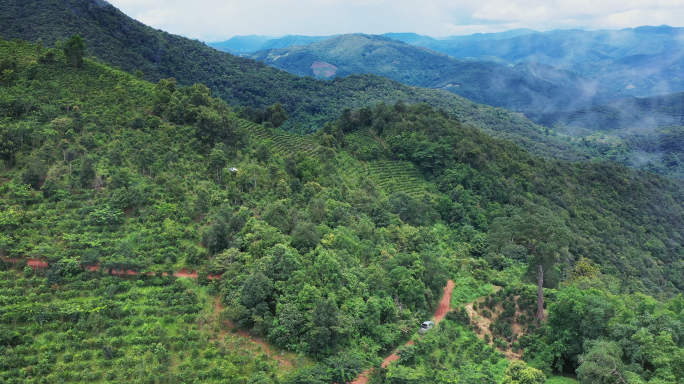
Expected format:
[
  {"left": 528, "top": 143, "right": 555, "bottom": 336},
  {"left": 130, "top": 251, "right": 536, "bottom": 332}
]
[
  {"left": 209, "top": 145, "right": 227, "bottom": 183},
  {"left": 63, "top": 35, "right": 85, "bottom": 68},
  {"left": 264, "top": 102, "right": 288, "bottom": 128},
  {"left": 241, "top": 273, "right": 274, "bottom": 310},
  {"left": 501, "top": 361, "right": 546, "bottom": 384},
  {"left": 488, "top": 202, "right": 571, "bottom": 319},
  {"left": 79, "top": 156, "right": 95, "bottom": 188},
  {"left": 576, "top": 340, "right": 629, "bottom": 384},
  {"left": 263, "top": 201, "right": 291, "bottom": 234}
]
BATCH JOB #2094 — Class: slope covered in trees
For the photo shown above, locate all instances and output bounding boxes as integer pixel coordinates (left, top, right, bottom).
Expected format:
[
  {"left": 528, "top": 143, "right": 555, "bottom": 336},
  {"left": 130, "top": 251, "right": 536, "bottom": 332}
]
[
  {"left": 249, "top": 34, "right": 613, "bottom": 112},
  {"left": 1, "top": 37, "right": 683, "bottom": 383},
  {"left": 525, "top": 93, "right": 684, "bottom": 180},
  {"left": 530, "top": 92, "right": 684, "bottom": 133},
  {"left": 0, "top": 0, "right": 593, "bottom": 162}
]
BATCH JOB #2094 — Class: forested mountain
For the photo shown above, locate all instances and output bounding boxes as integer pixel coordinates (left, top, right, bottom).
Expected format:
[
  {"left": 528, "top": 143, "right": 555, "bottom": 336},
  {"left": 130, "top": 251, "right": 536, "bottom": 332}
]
[
  {"left": 211, "top": 29, "right": 540, "bottom": 55},
  {"left": 438, "top": 28, "right": 540, "bottom": 42},
  {"left": 0, "top": 0, "right": 592, "bottom": 162},
  {"left": 381, "top": 33, "right": 435, "bottom": 45},
  {"left": 208, "top": 35, "right": 276, "bottom": 54},
  {"left": 249, "top": 34, "right": 613, "bottom": 112},
  {"left": 259, "top": 35, "right": 334, "bottom": 50},
  {"left": 415, "top": 26, "right": 684, "bottom": 99},
  {"left": 531, "top": 92, "right": 684, "bottom": 132},
  {"left": 1, "top": 37, "right": 683, "bottom": 383},
  {"left": 521, "top": 92, "right": 684, "bottom": 179},
  {"left": 208, "top": 35, "right": 334, "bottom": 54},
  {"left": 210, "top": 26, "right": 684, "bottom": 101}
]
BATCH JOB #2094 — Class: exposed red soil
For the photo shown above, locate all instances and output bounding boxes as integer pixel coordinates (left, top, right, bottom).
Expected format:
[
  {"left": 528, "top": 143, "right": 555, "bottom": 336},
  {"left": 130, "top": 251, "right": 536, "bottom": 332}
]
[
  {"left": 351, "top": 279, "right": 455, "bottom": 384},
  {"left": 465, "top": 287, "right": 527, "bottom": 360},
  {"left": 2, "top": 258, "right": 49, "bottom": 269},
  {"left": 434, "top": 279, "right": 455, "bottom": 324}
]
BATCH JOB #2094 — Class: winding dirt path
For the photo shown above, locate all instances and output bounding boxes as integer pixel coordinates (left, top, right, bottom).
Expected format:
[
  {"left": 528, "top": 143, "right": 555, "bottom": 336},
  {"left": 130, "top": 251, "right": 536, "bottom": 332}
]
[
  {"left": 213, "top": 297, "right": 293, "bottom": 368},
  {"left": 351, "top": 279, "right": 455, "bottom": 384}
]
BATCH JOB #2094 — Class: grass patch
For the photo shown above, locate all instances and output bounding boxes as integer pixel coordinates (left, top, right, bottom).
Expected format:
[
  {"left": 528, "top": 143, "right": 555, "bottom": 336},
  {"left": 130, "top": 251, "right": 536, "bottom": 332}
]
[
  {"left": 451, "top": 274, "right": 495, "bottom": 306},
  {"left": 547, "top": 375, "right": 579, "bottom": 384}
]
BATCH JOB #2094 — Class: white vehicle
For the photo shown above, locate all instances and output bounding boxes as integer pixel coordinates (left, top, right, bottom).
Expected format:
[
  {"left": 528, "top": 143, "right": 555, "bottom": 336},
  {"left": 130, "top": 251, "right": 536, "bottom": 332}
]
[{"left": 418, "top": 321, "right": 434, "bottom": 334}]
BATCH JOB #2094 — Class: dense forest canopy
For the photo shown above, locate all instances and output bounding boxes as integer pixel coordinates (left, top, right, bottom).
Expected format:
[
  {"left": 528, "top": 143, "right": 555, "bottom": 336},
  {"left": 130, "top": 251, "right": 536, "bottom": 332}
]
[{"left": 0, "top": 36, "right": 683, "bottom": 383}]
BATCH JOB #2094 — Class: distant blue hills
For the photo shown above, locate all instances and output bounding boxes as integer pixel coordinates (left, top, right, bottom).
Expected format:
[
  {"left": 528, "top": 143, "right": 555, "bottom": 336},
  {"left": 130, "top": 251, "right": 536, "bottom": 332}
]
[{"left": 210, "top": 26, "right": 684, "bottom": 123}]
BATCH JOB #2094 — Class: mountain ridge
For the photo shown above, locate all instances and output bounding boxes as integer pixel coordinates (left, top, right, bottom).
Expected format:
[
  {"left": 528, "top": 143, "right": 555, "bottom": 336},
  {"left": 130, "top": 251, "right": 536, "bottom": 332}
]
[
  {"left": 0, "top": 0, "right": 592, "bottom": 162},
  {"left": 249, "top": 33, "right": 614, "bottom": 112}
]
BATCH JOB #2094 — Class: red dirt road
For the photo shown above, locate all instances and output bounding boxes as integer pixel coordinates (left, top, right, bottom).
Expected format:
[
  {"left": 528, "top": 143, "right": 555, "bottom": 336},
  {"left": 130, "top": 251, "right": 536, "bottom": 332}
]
[
  {"left": 2, "top": 258, "right": 49, "bottom": 268},
  {"left": 434, "top": 279, "right": 455, "bottom": 324},
  {"left": 351, "top": 279, "right": 455, "bottom": 384}
]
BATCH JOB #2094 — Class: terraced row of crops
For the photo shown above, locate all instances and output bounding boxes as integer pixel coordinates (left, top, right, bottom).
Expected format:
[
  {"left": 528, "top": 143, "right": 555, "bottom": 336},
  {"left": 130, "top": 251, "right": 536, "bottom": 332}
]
[
  {"left": 235, "top": 118, "right": 320, "bottom": 157},
  {"left": 367, "top": 160, "right": 433, "bottom": 198},
  {"left": 235, "top": 119, "right": 431, "bottom": 198},
  {"left": 335, "top": 152, "right": 370, "bottom": 180},
  {"left": 335, "top": 152, "right": 433, "bottom": 199}
]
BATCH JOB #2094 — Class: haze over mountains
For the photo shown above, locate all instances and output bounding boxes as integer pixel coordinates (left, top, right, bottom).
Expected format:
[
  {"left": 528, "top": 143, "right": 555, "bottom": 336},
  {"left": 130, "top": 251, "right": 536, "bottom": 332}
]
[
  {"left": 207, "top": 29, "right": 543, "bottom": 55},
  {"left": 220, "top": 26, "right": 684, "bottom": 124},
  {"left": 416, "top": 26, "right": 684, "bottom": 99},
  {"left": 248, "top": 34, "right": 613, "bottom": 113}
]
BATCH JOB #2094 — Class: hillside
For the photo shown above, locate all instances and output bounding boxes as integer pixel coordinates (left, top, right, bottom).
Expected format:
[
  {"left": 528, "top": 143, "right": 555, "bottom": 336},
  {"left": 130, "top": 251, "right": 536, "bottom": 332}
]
[
  {"left": 1, "top": 38, "right": 683, "bottom": 383},
  {"left": 208, "top": 35, "right": 276, "bottom": 53},
  {"left": 521, "top": 92, "right": 684, "bottom": 179},
  {"left": 215, "top": 29, "right": 540, "bottom": 54},
  {"left": 530, "top": 92, "right": 684, "bottom": 132},
  {"left": 416, "top": 26, "right": 684, "bottom": 99},
  {"left": 0, "top": 0, "right": 596, "bottom": 163},
  {"left": 249, "top": 34, "right": 613, "bottom": 112}
]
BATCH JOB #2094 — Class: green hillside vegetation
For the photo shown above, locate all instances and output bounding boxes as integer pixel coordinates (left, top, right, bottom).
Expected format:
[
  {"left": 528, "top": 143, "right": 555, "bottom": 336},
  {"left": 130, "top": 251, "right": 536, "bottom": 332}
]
[
  {"left": 530, "top": 92, "right": 684, "bottom": 133},
  {"left": 550, "top": 126, "right": 684, "bottom": 180},
  {"left": 316, "top": 102, "right": 684, "bottom": 295},
  {"left": 0, "top": 0, "right": 595, "bottom": 163},
  {"left": 249, "top": 34, "right": 613, "bottom": 112},
  {"left": 1, "top": 38, "right": 684, "bottom": 384},
  {"left": 524, "top": 92, "right": 684, "bottom": 179},
  {"left": 0, "top": 269, "right": 299, "bottom": 383}
]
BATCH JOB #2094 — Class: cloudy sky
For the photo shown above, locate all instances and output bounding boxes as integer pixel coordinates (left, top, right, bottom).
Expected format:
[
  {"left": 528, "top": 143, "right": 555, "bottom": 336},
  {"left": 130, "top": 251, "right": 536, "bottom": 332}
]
[{"left": 107, "top": 0, "right": 684, "bottom": 41}]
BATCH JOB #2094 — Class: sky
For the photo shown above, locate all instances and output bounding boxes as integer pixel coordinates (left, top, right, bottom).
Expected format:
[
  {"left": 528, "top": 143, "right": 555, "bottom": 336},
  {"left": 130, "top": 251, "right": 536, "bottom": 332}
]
[{"left": 106, "top": 0, "right": 684, "bottom": 42}]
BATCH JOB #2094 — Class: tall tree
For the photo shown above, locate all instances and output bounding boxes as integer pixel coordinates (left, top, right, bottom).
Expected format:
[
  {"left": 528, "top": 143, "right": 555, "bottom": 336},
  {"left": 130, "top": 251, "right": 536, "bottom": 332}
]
[
  {"left": 63, "top": 35, "right": 85, "bottom": 69},
  {"left": 264, "top": 102, "right": 288, "bottom": 128},
  {"left": 488, "top": 201, "right": 572, "bottom": 319},
  {"left": 208, "top": 145, "right": 227, "bottom": 183}
]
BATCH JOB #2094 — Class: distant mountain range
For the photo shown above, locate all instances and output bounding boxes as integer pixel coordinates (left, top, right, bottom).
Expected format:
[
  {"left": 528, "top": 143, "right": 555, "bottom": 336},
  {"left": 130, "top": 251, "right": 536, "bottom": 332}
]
[
  {"left": 0, "top": 0, "right": 590, "bottom": 161},
  {"left": 207, "top": 29, "right": 543, "bottom": 54},
  {"left": 218, "top": 26, "right": 684, "bottom": 102},
  {"left": 409, "top": 26, "right": 684, "bottom": 100},
  {"left": 248, "top": 34, "right": 614, "bottom": 112},
  {"left": 209, "top": 35, "right": 334, "bottom": 54}
]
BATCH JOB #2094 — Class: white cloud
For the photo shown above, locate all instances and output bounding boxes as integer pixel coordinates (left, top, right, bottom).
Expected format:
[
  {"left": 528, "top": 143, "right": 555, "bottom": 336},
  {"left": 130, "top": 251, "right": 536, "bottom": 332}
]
[{"left": 105, "top": 0, "right": 684, "bottom": 41}]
